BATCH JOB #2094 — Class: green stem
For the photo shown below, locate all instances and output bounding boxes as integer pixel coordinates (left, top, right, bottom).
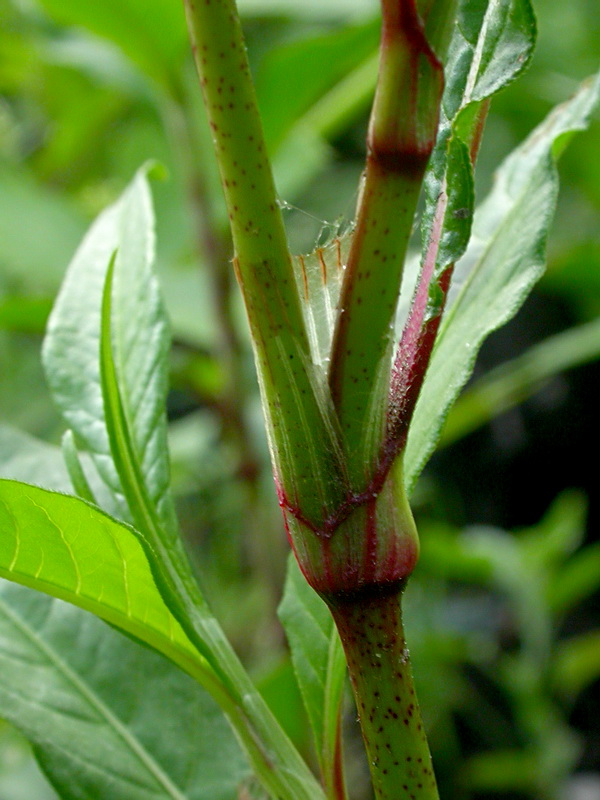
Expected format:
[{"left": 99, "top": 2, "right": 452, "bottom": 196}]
[
  {"left": 161, "top": 84, "right": 261, "bottom": 486},
  {"left": 327, "top": 587, "right": 438, "bottom": 800},
  {"left": 183, "top": 0, "right": 346, "bottom": 525},
  {"left": 328, "top": 0, "right": 444, "bottom": 485}
]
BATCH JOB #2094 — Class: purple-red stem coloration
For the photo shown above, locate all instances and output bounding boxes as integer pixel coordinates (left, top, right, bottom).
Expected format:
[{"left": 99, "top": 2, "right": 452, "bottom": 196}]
[{"left": 388, "top": 98, "right": 490, "bottom": 453}]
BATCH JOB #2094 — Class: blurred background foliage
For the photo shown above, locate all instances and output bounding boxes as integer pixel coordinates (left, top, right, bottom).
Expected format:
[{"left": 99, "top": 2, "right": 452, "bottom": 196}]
[{"left": 0, "top": 0, "right": 598, "bottom": 797}]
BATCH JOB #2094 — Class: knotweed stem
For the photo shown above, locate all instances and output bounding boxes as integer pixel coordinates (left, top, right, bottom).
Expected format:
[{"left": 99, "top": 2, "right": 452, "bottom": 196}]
[{"left": 326, "top": 587, "right": 438, "bottom": 800}]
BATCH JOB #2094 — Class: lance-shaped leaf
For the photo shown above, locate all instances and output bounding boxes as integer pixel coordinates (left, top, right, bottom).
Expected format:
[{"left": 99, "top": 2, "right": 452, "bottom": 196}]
[
  {"left": 43, "top": 165, "right": 178, "bottom": 540},
  {"left": 0, "top": 477, "right": 275, "bottom": 781},
  {"left": 92, "top": 216, "right": 327, "bottom": 800},
  {"left": 41, "top": 170, "right": 221, "bottom": 675},
  {"left": 405, "top": 73, "right": 600, "bottom": 491},
  {"left": 40, "top": 166, "right": 226, "bottom": 681},
  {"left": 0, "top": 479, "right": 211, "bottom": 685},
  {"left": 423, "top": 0, "right": 536, "bottom": 274},
  {"left": 0, "top": 581, "right": 252, "bottom": 800},
  {"left": 278, "top": 557, "right": 347, "bottom": 799}
]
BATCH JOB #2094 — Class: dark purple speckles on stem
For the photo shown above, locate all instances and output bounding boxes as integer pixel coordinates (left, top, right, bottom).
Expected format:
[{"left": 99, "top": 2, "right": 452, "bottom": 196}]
[{"left": 327, "top": 587, "right": 438, "bottom": 799}]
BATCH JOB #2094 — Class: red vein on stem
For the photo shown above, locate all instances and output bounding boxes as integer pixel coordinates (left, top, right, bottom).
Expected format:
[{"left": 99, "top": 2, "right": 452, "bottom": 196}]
[
  {"left": 387, "top": 184, "right": 452, "bottom": 450},
  {"left": 386, "top": 99, "right": 491, "bottom": 453}
]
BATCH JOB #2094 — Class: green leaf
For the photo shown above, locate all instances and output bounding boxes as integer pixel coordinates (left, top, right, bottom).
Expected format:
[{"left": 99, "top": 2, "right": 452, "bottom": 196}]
[
  {"left": 405, "top": 73, "right": 600, "bottom": 491},
  {"left": 278, "top": 556, "right": 347, "bottom": 797},
  {"left": 98, "top": 251, "right": 219, "bottom": 672},
  {"left": 419, "top": 0, "right": 536, "bottom": 284},
  {"left": 99, "top": 251, "right": 170, "bottom": 549},
  {"left": 43, "top": 168, "right": 325, "bottom": 800},
  {"left": 448, "top": 0, "right": 536, "bottom": 116},
  {"left": 40, "top": 168, "right": 243, "bottom": 694},
  {"left": 393, "top": 0, "right": 536, "bottom": 430},
  {"left": 43, "top": 165, "right": 178, "bottom": 539},
  {"left": 42, "top": 169, "right": 210, "bottom": 659},
  {"left": 96, "top": 215, "right": 326, "bottom": 800},
  {"left": 0, "top": 581, "right": 251, "bottom": 800},
  {"left": 0, "top": 480, "right": 210, "bottom": 686}
]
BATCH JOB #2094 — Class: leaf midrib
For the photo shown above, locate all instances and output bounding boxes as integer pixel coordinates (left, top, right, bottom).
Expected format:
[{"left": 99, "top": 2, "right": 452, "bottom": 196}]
[{"left": 462, "top": 0, "right": 499, "bottom": 102}]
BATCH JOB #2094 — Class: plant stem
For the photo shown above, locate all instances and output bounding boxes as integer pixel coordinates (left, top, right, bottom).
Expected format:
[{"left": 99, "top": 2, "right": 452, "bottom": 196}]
[
  {"left": 318, "top": 5, "right": 457, "bottom": 796},
  {"left": 328, "top": 0, "right": 444, "bottom": 486},
  {"left": 327, "top": 586, "right": 438, "bottom": 800},
  {"left": 162, "top": 84, "right": 261, "bottom": 485},
  {"left": 183, "top": 0, "right": 345, "bottom": 525},
  {"left": 179, "top": 3, "right": 346, "bottom": 798},
  {"left": 181, "top": 3, "right": 456, "bottom": 799}
]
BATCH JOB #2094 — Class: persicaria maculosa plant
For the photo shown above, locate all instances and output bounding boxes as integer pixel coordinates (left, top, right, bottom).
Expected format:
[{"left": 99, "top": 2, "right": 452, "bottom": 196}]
[
  {"left": 184, "top": 0, "right": 595, "bottom": 796},
  {"left": 0, "top": 0, "right": 598, "bottom": 799}
]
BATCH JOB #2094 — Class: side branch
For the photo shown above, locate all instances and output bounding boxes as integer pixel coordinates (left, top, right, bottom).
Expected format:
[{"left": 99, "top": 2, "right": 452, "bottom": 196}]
[
  {"left": 184, "top": 0, "right": 346, "bottom": 523},
  {"left": 183, "top": 0, "right": 290, "bottom": 273},
  {"left": 328, "top": 0, "right": 445, "bottom": 488}
]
